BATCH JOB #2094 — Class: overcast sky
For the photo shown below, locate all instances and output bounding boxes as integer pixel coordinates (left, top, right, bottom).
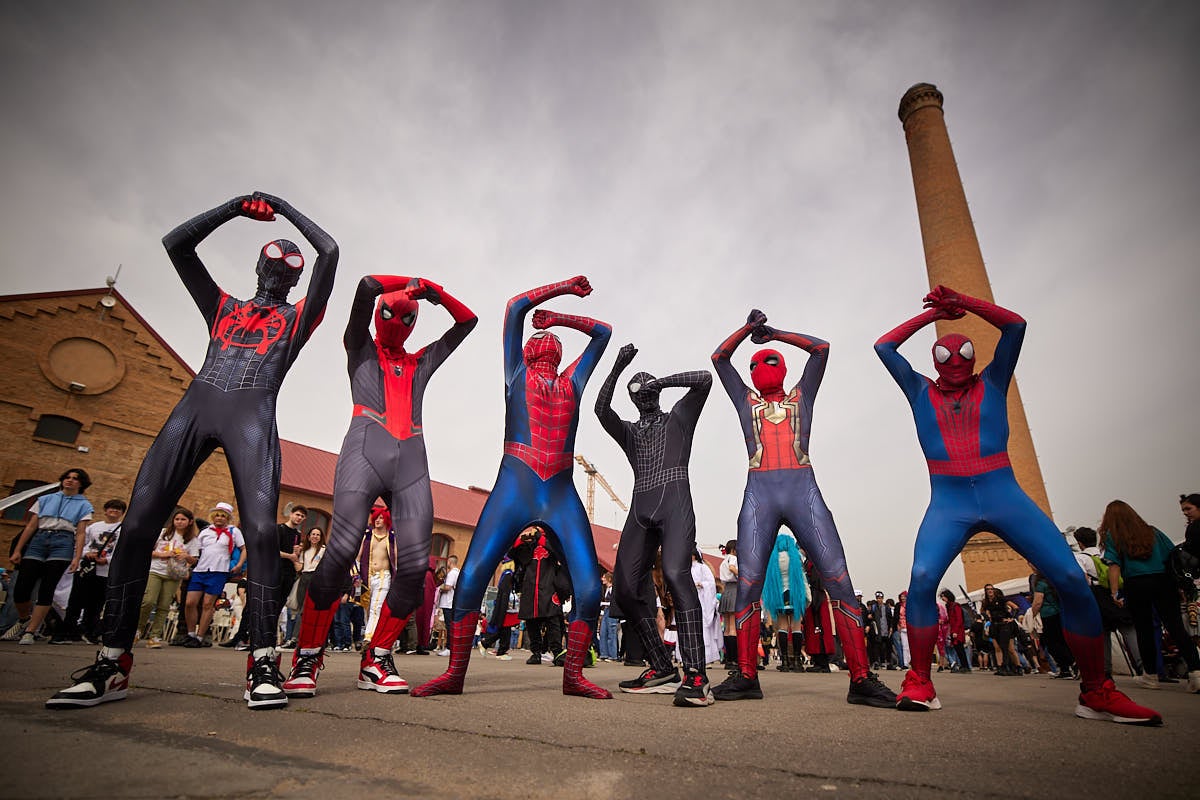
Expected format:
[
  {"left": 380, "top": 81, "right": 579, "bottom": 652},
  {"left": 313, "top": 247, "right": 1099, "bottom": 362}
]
[{"left": 3, "top": 1, "right": 1197, "bottom": 596}]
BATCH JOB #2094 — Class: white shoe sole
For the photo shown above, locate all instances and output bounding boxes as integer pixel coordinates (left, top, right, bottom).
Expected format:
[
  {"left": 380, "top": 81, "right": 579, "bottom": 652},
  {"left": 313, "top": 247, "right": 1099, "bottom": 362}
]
[
  {"left": 45, "top": 688, "right": 128, "bottom": 708},
  {"left": 356, "top": 679, "right": 409, "bottom": 694},
  {"left": 283, "top": 685, "right": 317, "bottom": 698},
  {"left": 243, "top": 691, "right": 289, "bottom": 709},
  {"left": 1074, "top": 704, "right": 1159, "bottom": 725},
  {"left": 619, "top": 682, "right": 682, "bottom": 694}
]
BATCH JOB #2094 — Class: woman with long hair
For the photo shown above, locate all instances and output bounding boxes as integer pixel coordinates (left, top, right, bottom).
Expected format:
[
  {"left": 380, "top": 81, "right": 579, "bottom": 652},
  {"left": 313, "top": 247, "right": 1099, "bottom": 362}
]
[
  {"left": 286, "top": 527, "right": 327, "bottom": 647},
  {"left": 138, "top": 507, "right": 197, "bottom": 648},
  {"left": 1100, "top": 500, "right": 1200, "bottom": 692}
]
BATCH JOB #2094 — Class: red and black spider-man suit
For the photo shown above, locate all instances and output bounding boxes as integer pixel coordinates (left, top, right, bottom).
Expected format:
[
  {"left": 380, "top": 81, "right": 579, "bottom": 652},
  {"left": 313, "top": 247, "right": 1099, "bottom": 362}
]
[
  {"left": 284, "top": 275, "right": 476, "bottom": 691},
  {"left": 411, "top": 276, "right": 612, "bottom": 700},
  {"left": 876, "top": 286, "right": 1161, "bottom": 724},
  {"left": 596, "top": 343, "right": 713, "bottom": 684},
  {"left": 711, "top": 310, "right": 896, "bottom": 707},
  {"left": 98, "top": 193, "right": 337, "bottom": 656}
]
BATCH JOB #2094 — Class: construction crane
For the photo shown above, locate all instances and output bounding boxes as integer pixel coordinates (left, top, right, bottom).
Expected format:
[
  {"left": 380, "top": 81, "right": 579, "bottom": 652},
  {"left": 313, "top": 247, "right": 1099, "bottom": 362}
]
[{"left": 575, "top": 454, "right": 628, "bottom": 522}]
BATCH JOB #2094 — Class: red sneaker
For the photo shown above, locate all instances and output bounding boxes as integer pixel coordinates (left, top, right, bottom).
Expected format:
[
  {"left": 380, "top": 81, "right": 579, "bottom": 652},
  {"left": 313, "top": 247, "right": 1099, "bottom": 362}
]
[
  {"left": 896, "top": 669, "right": 942, "bottom": 711},
  {"left": 357, "top": 649, "right": 409, "bottom": 694},
  {"left": 1076, "top": 679, "right": 1162, "bottom": 725},
  {"left": 283, "top": 649, "right": 324, "bottom": 697}
]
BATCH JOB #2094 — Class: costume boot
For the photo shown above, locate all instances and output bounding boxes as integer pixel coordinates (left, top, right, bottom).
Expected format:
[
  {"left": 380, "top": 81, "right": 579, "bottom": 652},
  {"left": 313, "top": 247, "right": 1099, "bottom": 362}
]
[
  {"left": 791, "top": 632, "right": 805, "bottom": 671},
  {"left": 562, "top": 620, "right": 612, "bottom": 699},
  {"left": 775, "top": 631, "right": 790, "bottom": 671},
  {"left": 712, "top": 605, "right": 764, "bottom": 701},
  {"left": 411, "top": 612, "right": 478, "bottom": 696},
  {"left": 368, "top": 601, "right": 411, "bottom": 654}
]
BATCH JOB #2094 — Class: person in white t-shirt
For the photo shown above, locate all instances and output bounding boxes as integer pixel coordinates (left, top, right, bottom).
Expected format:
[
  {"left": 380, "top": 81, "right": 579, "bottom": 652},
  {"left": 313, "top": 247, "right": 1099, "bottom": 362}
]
[
  {"left": 435, "top": 556, "right": 459, "bottom": 656},
  {"left": 55, "top": 499, "right": 127, "bottom": 644},
  {"left": 184, "top": 503, "right": 245, "bottom": 647}
]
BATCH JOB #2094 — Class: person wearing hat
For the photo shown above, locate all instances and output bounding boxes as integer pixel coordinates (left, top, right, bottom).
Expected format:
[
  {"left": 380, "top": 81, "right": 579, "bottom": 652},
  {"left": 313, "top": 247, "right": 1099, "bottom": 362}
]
[{"left": 181, "top": 503, "right": 245, "bottom": 649}]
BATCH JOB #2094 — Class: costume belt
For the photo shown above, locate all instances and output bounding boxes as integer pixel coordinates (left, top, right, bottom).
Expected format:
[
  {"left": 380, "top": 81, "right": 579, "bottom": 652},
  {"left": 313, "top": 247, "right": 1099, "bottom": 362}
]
[{"left": 926, "top": 452, "right": 1011, "bottom": 477}]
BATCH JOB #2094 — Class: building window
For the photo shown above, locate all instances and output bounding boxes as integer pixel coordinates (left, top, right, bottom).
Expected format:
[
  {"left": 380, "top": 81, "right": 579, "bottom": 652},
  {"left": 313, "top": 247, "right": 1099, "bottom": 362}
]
[
  {"left": 3, "top": 479, "right": 47, "bottom": 522},
  {"left": 34, "top": 414, "right": 82, "bottom": 444},
  {"left": 431, "top": 533, "right": 453, "bottom": 570}
]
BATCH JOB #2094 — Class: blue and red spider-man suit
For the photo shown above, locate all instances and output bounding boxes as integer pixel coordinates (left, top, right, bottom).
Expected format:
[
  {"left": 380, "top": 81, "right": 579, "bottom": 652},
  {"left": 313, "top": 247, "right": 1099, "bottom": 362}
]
[
  {"left": 411, "top": 276, "right": 612, "bottom": 700},
  {"left": 876, "top": 285, "right": 1160, "bottom": 724},
  {"left": 712, "top": 310, "right": 895, "bottom": 707},
  {"left": 284, "top": 274, "right": 476, "bottom": 693}
]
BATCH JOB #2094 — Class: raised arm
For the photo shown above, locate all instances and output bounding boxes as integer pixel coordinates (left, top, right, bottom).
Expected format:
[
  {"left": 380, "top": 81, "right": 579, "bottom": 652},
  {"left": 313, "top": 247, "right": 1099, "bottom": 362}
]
[
  {"left": 530, "top": 308, "right": 611, "bottom": 390},
  {"left": 162, "top": 196, "right": 268, "bottom": 327},
  {"left": 751, "top": 324, "right": 829, "bottom": 400},
  {"left": 251, "top": 192, "right": 338, "bottom": 351},
  {"left": 644, "top": 369, "right": 712, "bottom": 429},
  {"left": 409, "top": 278, "right": 478, "bottom": 367},
  {"left": 594, "top": 343, "right": 637, "bottom": 444},
  {"left": 926, "top": 286, "right": 1026, "bottom": 388},
  {"left": 711, "top": 310, "right": 766, "bottom": 403},
  {"left": 874, "top": 304, "right": 947, "bottom": 400},
  {"left": 503, "top": 276, "right": 592, "bottom": 383}
]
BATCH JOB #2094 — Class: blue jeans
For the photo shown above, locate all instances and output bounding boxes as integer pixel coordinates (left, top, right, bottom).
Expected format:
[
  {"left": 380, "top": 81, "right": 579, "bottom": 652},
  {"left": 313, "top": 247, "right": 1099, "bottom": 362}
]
[
  {"left": 333, "top": 604, "right": 352, "bottom": 648},
  {"left": 599, "top": 612, "right": 620, "bottom": 660}
]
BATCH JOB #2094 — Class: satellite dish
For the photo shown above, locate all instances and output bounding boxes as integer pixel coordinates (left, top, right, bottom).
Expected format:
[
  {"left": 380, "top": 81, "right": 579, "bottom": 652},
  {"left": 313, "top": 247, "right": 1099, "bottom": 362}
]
[
  {"left": 283, "top": 501, "right": 295, "bottom": 516},
  {"left": 100, "top": 295, "right": 116, "bottom": 308}
]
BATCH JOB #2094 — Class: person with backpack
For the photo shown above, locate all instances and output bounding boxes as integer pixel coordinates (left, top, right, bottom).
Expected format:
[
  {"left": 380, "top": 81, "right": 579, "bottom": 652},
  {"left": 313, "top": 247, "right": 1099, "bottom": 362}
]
[
  {"left": 1100, "top": 500, "right": 1200, "bottom": 693},
  {"left": 1028, "top": 564, "right": 1076, "bottom": 679},
  {"left": 1072, "top": 526, "right": 1144, "bottom": 680}
]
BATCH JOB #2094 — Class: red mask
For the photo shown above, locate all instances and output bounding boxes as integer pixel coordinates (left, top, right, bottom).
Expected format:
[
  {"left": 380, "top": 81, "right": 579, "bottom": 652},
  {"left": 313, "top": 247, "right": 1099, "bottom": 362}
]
[
  {"left": 375, "top": 291, "right": 418, "bottom": 353},
  {"left": 932, "top": 333, "right": 975, "bottom": 389},
  {"left": 523, "top": 331, "right": 562, "bottom": 374},
  {"left": 749, "top": 348, "right": 787, "bottom": 398}
]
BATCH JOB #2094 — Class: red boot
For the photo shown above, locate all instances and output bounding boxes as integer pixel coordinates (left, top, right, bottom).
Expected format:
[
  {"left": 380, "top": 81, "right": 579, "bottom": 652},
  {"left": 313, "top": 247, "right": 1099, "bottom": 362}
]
[
  {"left": 411, "top": 612, "right": 478, "bottom": 697},
  {"left": 562, "top": 620, "right": 612, "bottom": 699},
  {"left": 283, "top": 596, "right": 339, "bottom": 697}
]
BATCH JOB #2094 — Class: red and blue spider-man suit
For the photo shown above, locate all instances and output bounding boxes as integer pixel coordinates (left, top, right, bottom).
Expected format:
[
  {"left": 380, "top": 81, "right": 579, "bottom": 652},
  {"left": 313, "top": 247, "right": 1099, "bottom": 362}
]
[
  {"left": 412, "top": 276, "right": 612, "bottom": 700},
  {"left": 876, "top": 285, "right": 1160, "bottom": 725},
  {"left": 283, "top": 275, "right": 476, "bottom": 697},
  {"left": 58, "top": 193, "right": 336, "bottom": 711},
  {"left": 712, "top": 310, "right": 896, "bottom": 708}
]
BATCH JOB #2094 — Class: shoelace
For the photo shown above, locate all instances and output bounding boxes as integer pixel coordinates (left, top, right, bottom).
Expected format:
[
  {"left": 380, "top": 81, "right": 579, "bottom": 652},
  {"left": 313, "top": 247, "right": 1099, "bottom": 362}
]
[
  {"left": 250, "top": 656, "right": 284, "bottom": 686},
  {"left": 72, "top": 657, "right": 120, "bottom": 684},
  {"left": 294, "top": 653, "right": 322, "bottom": 678},
  {"left": 375, "top": 653, "right": 400, "bottom": 676}
]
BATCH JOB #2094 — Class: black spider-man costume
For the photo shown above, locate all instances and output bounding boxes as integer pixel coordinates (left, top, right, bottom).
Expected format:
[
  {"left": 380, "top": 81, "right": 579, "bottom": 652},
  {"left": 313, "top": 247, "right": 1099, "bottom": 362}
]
[
  {"left": 596, "top": 343, "right": 714, "bottom": 703},
  {"left": 283, "top": 275, "right": 476, "bottom": 696},
  {"left": 411, "top": 276, "right": 612, "bottom": 700},
  {"left": 711, "top": 310, "right": 895, "bottom": 707},
  {"left": 876, "top": 285, "right": 1160, "bottom": 724},
  {"left": 49, "top": 193, "right": 336, "bottom": 711}
]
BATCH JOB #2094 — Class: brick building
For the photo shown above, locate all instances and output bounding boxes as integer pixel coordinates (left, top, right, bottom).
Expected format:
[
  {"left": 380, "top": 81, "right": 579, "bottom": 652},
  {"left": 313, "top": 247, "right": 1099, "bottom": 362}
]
[{"left": 0, "top": 287, "right": 627, "bottom": 576}]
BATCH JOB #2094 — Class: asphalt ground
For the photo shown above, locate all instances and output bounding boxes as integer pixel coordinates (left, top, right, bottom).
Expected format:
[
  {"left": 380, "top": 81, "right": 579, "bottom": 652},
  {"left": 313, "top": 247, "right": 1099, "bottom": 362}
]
[{"left": 2, "top": 643, "right": 1197, "bottom": 799}]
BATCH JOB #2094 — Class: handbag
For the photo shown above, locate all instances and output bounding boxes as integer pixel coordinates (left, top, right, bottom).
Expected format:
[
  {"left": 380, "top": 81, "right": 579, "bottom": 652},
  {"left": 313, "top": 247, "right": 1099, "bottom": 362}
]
[
  {"left": 166, "top": 555, "right": 191, "bottom": 581},
  {"left": 285, "top": 579, "right": 302, "bottom": 612}
]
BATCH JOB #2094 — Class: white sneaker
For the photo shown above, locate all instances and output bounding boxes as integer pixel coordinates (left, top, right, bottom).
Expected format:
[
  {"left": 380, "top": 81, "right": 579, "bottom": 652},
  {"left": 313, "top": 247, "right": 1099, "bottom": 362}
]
[
  {"left": 19, "top": 632, "right": 36, "bottom": 646},
  {"left": 1134, "top": 674, "right": 1161, "bottom": 690},
  {"left": 1188, "top": 670, "right": 1200, "bottom": 694},
  {"left": 495, "top": 654, "right": 513, "bottom": 661},
  {"left": 435, "top": 648, "right": 450, "bottom": 657}
]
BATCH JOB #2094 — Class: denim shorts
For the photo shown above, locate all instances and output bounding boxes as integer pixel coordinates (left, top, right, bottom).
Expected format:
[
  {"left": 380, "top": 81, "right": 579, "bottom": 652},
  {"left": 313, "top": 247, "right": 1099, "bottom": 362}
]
[
  {"left": 188, "top": 571, "right": 229, "bottom": 597},
  {"left": 24, "top": 529, "right": 75, "bottom": 562}
]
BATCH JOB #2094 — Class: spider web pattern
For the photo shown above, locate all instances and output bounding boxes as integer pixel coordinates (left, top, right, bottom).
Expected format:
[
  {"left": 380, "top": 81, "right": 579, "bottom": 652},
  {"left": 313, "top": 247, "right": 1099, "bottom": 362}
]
[
  {"left": 673, "top": 605, "right": 705, "bottom": 672},
  {"left": 101, "top": 577, "right": 150, "bottom": 648},
  {"left": 634, "top": 616, "right": 674, "bottom": 673},
  {"left": 194, "top": 295, "right": 298, "bottom": 392},
  {"left": 245, "top": 578, "right": 281, "bottom": 647},
  {"left": 925, "top": 380, "right": 1012, "bottom": 475},
  {"left": 505, "top": 371, "right": 578, "bottom": 478},
  {"left": 630, "top": 413, "right": 687, "bottom": 493}
]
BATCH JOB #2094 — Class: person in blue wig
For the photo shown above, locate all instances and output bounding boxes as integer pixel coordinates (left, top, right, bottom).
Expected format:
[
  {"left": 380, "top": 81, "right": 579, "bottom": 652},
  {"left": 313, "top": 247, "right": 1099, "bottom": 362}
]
[{"left": 762, "top": 531, "right": 809, "bottom": 672}]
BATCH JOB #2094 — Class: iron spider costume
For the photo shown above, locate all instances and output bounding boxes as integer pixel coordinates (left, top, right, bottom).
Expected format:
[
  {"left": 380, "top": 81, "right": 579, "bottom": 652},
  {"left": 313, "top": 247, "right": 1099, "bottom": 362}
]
[
  {"left": 411, "top": 276, "right": 612, "bottom": 700},
  {"left": 283, "top": 275, "right": 476, "bottom": 697},
  {"left": 712, "top": 310, "right": 895, "bottom": 707},
  {"left": 876, "top": 285, "right": 1160, "bottom": 724},
  {"left": 48, "top": 193, "right": 337, "bottom": 711},
  {"left": 596, "top": 343, "right": 715, "bottom": 704}
]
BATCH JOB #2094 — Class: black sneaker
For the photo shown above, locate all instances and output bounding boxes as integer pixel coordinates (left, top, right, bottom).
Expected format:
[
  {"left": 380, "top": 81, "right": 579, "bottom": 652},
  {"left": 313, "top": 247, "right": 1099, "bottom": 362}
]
[
  {"left": 183, "top": 636, "right": 203, "bottom": 648},
  {"left": 847, "top": 672, "right": 898, "bottom": 708},
  {"left": 168, "top": 635, "right": 189, "bottom": 647},
  {"left": 46, "top": 651, "right": 133, "bottom": 708},
  {"left": 711, "top": 671, "right": 762, "bottom": 701},
  {"left": 619, "top": 667, "right": 682, "bottom": 694},
  {"left": 244, "top": 653, "right": 288, "bottom": 710},
  {"left": 526, "top": 653, "right": 542, "bottom": 665},
  {"left": 673, "top": 670, "right": 714, "bottom": 707},
  {"left": 552, "top": 650, "right": 567, "bottom": 667},
  {"left": 48, "top": 635, "right": 72, "bottom": 645}
]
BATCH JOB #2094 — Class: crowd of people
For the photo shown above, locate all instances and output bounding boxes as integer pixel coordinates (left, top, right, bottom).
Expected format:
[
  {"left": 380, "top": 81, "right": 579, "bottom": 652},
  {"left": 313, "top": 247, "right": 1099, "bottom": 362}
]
[{"left": 6, "top": 473, "right": 1197, "bottom": 704}]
